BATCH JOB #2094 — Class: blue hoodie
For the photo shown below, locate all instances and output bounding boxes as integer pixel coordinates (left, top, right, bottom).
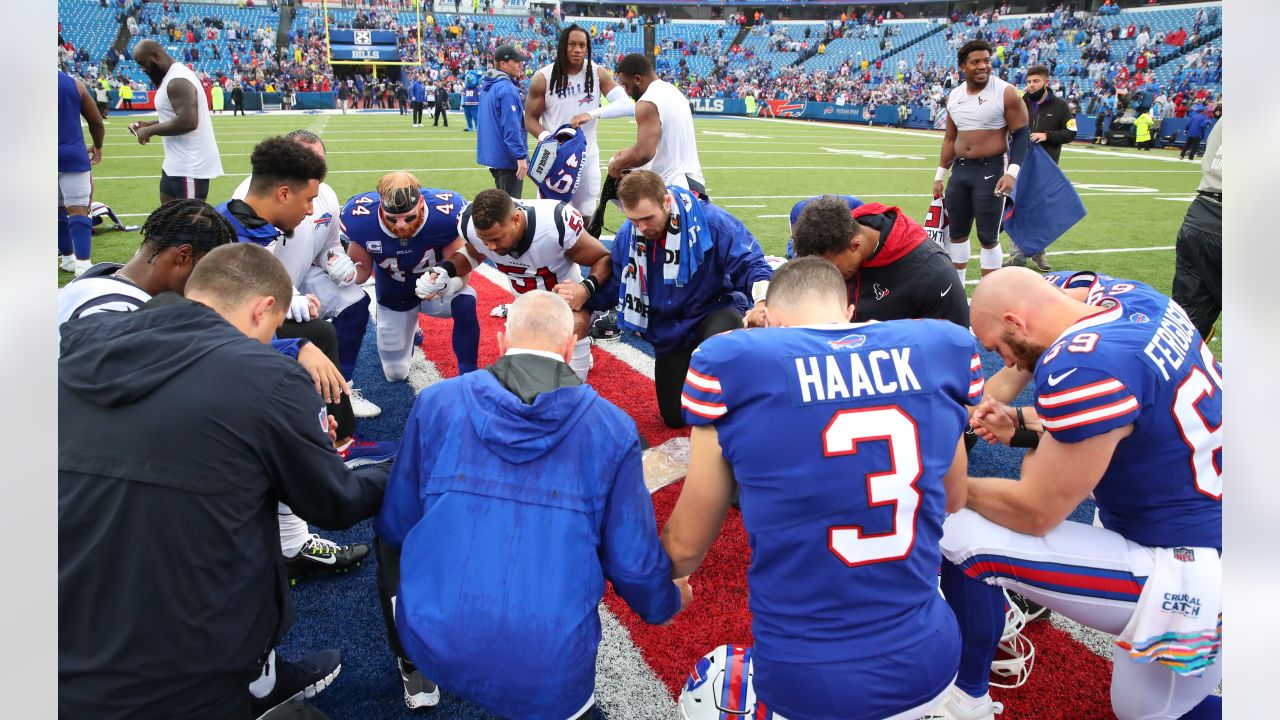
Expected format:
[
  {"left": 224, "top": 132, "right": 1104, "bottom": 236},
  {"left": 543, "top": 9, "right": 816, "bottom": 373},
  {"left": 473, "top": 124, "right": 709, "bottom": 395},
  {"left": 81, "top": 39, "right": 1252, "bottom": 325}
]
[
  {"left": 409, "top": 79, "right": 426, "bottom": 103},
  {"left": 375, "top": 362, "right": 678, "bottom": 719},
  {"left": 477, "top": 69, "right": 528, "bottom": 170}
]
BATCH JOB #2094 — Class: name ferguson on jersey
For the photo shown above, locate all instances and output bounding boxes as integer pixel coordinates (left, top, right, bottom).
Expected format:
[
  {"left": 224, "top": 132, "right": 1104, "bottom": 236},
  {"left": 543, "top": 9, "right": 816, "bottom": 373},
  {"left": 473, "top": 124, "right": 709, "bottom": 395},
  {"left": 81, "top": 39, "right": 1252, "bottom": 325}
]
[{"left": 793, "top": 347, "right": 922, "bottom": 403}]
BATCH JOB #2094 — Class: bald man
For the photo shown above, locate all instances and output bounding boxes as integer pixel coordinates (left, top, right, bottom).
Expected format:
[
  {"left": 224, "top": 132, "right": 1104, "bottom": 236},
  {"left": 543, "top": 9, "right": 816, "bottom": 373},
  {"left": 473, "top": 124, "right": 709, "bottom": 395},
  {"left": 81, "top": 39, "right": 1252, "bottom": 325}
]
[
  {"left": 373, "top": 290, "right": 688, "bottom": 717},
  {"left": 937, "top": 268, "right": 1222, "bottom": 720},
  {"left": 129, "top": 39, "right": 223, "bottom": 203}
]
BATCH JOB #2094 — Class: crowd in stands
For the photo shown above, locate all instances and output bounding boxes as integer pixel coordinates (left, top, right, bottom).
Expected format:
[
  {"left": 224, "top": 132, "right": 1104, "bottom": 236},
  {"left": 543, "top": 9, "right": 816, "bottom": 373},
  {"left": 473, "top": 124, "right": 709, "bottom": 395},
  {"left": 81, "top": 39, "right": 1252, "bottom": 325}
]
[{"left": 59, "top": 0, "right": 1220, "bottom": 130}]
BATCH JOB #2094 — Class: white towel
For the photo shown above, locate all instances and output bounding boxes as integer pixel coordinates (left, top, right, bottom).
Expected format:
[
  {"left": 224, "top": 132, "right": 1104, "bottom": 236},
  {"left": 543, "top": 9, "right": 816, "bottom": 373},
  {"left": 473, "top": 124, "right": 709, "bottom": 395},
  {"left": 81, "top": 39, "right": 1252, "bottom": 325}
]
[{"left": 1115, "top": 546, "right": 1221, "bottom": 676}]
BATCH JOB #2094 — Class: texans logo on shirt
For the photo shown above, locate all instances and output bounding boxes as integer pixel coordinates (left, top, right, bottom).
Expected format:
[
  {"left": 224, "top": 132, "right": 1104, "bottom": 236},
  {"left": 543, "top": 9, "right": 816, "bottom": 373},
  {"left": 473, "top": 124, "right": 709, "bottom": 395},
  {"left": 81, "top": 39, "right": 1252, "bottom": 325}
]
[{"left": 874, "top": 283, "right": 891, "bottom": 300}]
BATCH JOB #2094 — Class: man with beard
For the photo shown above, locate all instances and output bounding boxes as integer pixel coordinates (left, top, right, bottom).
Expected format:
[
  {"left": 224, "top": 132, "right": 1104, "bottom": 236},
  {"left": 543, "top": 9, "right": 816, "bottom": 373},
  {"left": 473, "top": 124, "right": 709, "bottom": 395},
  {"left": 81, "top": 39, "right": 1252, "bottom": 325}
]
[
  {"left": 607, "top": 53, "right": 706, "bottom": 197},
  {"left": 128, "top": 39, "right": 223, "bottom": 203},
  {"left": 1005, "top": 65, "right": 1076, "bottom": 272},
  {"left": 525, "top": 23, "right": 635, "bottom": 218},
  {"left": 940, "top": 267, "right": 1222, "bottom": 720},
  {"left": 477, "top": 45, "right": 530, "bottom": 198},
  {"left": 934, "top": 39, "right": 1030, "bottom": 284}
]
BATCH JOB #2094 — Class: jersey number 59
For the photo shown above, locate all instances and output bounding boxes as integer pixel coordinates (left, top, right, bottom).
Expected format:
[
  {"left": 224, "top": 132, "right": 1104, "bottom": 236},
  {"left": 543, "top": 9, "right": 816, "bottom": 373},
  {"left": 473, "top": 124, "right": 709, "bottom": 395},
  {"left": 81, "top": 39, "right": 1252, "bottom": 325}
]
[{"left": 823, "top": 406, "right": 923, "bottom": 567}]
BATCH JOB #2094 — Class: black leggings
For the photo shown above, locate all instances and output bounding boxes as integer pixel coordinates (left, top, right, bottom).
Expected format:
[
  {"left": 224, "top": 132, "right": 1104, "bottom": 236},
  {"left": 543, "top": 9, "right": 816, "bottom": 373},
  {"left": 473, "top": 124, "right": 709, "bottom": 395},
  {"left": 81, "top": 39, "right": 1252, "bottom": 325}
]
[
  {"left": 654, "top": 307, "right": 744, "bottom": 429},
  {"left": 274, "top": 318, "right": 356, "bottom": 441},
  {"left": 411, "top": 101, "right": 423, "bottom": 124},
  {"left": 944, "top": 155, "right": 1006, "bottom": 249}
]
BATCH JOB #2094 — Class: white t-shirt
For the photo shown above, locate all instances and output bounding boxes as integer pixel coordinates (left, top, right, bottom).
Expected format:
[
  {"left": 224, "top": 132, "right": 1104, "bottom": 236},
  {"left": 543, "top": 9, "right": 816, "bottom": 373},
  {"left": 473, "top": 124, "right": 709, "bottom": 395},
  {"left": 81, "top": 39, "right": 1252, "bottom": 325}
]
[
  {"left": 155, "top": 62, "right": 223, "bottom": 179},
  {"left": 945, "top": 75, "right": 1011, "bottom": 131},
  {"left": 638, "top": 79, "right": 704, "bottom": 190},
  {"left": 536, "top": 63, "right": 601, "bottom": 155},
  {"left": 233, "top": 177, "right": 342, "bottom": 287},
  {"left": 458, "top": 199, "right": 585, "bottom": 293}
]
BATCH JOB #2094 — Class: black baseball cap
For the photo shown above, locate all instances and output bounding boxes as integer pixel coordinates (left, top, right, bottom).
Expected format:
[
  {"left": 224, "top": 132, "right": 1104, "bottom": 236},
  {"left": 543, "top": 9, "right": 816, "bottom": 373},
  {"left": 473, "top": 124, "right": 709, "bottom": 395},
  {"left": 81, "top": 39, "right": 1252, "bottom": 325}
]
[{"left": 494, "top": 44, "right": 529, "bottom": 64}]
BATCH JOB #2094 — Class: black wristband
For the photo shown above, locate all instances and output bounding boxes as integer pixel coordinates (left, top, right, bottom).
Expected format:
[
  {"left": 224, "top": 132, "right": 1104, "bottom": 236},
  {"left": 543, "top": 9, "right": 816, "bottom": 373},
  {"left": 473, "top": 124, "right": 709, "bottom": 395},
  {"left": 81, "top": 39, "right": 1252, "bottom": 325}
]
[
  {"left": 1015, "top": 406, "right": 1027, "bottom": 430},
  {"left": 580, "top": 274, "right": 599, "bottom": 297},
  {"left": 440, "top": 260, "right": 457, "bottom": 278},
  {"left": 1010, "top": 428, "right": 1041, "bottom": 449}
]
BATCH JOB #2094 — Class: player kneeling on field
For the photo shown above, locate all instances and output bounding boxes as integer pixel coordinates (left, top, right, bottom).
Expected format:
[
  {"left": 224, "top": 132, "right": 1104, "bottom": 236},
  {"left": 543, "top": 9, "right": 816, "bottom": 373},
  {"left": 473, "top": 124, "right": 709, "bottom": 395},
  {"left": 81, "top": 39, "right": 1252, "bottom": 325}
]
[
  {"left": 665, "top": 257, "right": 977, "bottom": 720},
  {"left": 342, "top": 172, "right": 480, "bottom": 381}
]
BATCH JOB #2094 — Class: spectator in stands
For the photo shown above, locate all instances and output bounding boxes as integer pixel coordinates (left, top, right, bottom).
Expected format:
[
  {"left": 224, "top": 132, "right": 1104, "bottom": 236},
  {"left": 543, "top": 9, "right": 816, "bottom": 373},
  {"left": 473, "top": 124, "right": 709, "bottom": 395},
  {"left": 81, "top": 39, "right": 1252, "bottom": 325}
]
[
  {"left": 373, "top": 289, "right": 690, "bottom": 717},
  {"left": 477, "top": 44, "right": 529, "bottom": 197},
  {"left": 231, "top": 82, "right": 246, "bottom": 115},
  {"left": 59, "top": 242, "right": 389, "bottom": 720}
]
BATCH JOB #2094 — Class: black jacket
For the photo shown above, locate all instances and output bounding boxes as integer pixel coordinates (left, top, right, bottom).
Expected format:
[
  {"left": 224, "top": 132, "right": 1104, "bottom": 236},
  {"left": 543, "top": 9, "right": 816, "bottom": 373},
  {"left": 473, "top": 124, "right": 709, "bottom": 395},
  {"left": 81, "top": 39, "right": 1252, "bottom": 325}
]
[
  {"left": 847, "top": 208, "right": 970, "bottom": 328},
  {"left": 1022, "top": 89, "right": 1076, "bottom": 163},
  {"left": 58, "top": 298, "right": 387, "bottom": 719}
]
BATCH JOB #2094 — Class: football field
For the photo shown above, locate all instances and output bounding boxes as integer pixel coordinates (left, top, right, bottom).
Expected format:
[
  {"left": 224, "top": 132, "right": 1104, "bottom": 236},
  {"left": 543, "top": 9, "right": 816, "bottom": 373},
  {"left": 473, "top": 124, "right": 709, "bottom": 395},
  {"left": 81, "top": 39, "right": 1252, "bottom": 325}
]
[
  {"left": 78, "top": 109, "right": 1214, "bottom": 353},
  {"left": 71, "top": 109, "right": 1220, "bottom": 719}
]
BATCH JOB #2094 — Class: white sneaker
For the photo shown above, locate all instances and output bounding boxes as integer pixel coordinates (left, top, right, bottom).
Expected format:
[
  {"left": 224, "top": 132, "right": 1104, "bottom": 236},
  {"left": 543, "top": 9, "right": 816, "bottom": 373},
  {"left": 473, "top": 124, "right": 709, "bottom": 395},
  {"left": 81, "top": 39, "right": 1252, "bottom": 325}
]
[
  {"left": 490, "top": 303, "right": 509, "bottom": 318},
  {"left": 348, "top": 388, "right": 382, "bottom": 418},
  {"left": 74, "top": 259, "right": 92, "bottom": 277},
  {"left": 935, "top": 685, "right": 1004, "bottom": 720},
  {"left": 59, "top": 254, "right": 77, "bottom": 272}
]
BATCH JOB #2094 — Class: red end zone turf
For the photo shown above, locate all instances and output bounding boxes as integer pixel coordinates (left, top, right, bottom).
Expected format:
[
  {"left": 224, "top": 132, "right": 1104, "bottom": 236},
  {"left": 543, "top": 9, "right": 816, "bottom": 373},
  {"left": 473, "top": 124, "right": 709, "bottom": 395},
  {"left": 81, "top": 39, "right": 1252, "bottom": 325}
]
[{"left": 418, "top": 272, "right": 1118, "bottom": 719}]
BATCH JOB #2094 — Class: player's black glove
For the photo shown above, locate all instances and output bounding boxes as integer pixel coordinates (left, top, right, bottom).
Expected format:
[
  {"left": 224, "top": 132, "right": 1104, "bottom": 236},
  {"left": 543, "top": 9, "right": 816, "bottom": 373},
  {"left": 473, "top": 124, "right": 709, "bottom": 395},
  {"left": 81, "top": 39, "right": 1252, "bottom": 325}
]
[{"left": 587, "top": 174, "right": 620, "bottom": 239}]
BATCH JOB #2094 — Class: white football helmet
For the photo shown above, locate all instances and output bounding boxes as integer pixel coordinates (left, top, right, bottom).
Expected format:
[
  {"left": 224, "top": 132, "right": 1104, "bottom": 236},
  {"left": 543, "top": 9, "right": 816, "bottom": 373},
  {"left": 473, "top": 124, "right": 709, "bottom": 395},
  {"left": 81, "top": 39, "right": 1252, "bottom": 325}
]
[
  {"left": 990, "top": 589, "right": 1036, "bottom": 689},
  {"left": 678, "top": 645, "right": 762, "bottom": 720}
]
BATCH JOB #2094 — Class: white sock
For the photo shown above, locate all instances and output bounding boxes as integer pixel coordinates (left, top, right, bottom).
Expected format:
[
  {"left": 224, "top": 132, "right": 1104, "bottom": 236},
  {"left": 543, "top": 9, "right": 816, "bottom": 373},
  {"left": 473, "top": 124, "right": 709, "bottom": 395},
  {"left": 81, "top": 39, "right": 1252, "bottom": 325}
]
[
  {"left": 569, "top": 337, "right": 593, "bottom": 382},
  {"left": 278, "top": 503, "right": 312, "bottom": 558},
  {"left": 956, "top": 268, "right": 967, "bottom": 285},
  {"left": 248, "top": 650, "right": 277, "bottom": 698},
  {"left": 979, "top": 244, "right": 1004, "bottom": 271}
]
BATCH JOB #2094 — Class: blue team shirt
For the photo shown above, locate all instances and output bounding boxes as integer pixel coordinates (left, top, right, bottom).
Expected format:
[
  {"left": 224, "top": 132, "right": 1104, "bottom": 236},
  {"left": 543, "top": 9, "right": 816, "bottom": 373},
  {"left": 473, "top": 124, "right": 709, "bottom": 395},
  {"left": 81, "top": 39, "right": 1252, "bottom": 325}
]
[
  {"left": 58, "top": 72, "right": 91, "bottom": 173},
  {"left": 1032, "top": 273, "right": 1222, "bottom": 550},
  {"left": 529, "top": 125, "right": 588, "bottom": 202},
  {"left": 340, "top": 189, "right": 466, "bottom": 312},
  {"left": 681, "top": 320, "right": 983, "bottom": 715},
  {"left": 462, "top": 87, "right": 480, "bottom": 106}
]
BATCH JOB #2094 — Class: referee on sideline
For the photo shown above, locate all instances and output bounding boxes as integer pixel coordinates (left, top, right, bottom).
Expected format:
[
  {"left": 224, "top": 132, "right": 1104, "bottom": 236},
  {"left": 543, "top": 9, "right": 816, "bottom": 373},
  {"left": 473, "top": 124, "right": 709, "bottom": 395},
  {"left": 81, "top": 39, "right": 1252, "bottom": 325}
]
[
  {"left": 934, "top": 40, "right": 1029, "bottom": 284},
  {"left": 1005, "top": 65, "right": 1076, "bottom": 271}
]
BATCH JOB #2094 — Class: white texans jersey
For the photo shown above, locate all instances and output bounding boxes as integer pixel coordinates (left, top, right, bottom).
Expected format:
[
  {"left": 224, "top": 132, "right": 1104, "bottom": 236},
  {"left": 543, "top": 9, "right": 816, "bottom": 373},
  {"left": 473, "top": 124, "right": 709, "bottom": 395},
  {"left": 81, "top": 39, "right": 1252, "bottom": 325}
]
[{"left": 458, "top": 199, "right": 585, "bottom": 294}]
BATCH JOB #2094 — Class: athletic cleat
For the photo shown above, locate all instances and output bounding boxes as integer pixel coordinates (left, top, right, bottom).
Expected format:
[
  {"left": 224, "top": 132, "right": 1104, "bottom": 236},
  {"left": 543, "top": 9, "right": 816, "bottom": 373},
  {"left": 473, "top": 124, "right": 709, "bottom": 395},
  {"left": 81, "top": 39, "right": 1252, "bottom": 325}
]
[
  {"left": 590, "top": 309, "right": 621, "bottom": 341},
  {"left": 1002, "top": 252, "right": 1027, "bottom": 269},
  {"left": 337, "top": 437, "right": 399, "bottom": 468},
  {"left": 251, "top": 650, "right": 343, "bottom": 719},
  {"left": 490, "top": 303, "right": 510, "bottom": 318},
  {"left": 1007, "top": 591, "right": 1052, "bottom": 623},
  {"left": 74, "top": 259, "right": 93, "bottom": 277},
  {"left": 285, "top": 535, "right": 370, "bottom": 584},
  {"left": 399, "top": 658, "right": 441, "bottom": 710},
  {"left": 348, "top": 388, "right": 382, "bottom": 419},
  {"left": 935, "top": 685, "right": 1004, "bottom": 720},
  {"left": 59, "top": 254, "right": 77, "bottom": 272},
  {"left": 1027, "top": 254, "right": 1053, "bottom": 272}
]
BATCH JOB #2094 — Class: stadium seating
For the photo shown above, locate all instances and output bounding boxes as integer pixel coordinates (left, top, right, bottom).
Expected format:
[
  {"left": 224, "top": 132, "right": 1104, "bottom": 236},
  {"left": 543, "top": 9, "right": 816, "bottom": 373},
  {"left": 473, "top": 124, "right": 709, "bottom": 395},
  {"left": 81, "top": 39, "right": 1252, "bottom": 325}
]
[{"left": 58, "top": 0, "right": 126, "bottom": 74}]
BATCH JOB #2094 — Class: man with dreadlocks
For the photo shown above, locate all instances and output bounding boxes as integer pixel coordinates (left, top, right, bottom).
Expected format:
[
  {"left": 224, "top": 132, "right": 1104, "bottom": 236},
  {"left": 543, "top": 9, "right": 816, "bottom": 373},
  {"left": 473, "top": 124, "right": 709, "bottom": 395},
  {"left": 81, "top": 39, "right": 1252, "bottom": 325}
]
[{"left": 524, "top": 24, "right": 635, "bottom": 218}]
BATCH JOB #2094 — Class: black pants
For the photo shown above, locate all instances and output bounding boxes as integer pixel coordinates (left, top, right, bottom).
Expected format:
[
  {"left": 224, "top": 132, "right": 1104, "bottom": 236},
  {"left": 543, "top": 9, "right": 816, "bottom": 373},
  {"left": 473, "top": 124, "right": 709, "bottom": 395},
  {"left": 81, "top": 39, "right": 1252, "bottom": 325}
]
[
  {"left": 1181, "top": 136, "right": 1202, "bottom": 160},
  {"left": 654, "top": 307, "right": 745, "bottom": 429},
  {"left": 1172, "top": 206, "right": 1222, "bottom": 340},
  {"left": 274, "top": 318, "right": 356, "bottom": 441},
  {"left": 490, "top": 167, "right": 524, "bottom": 199},
  {"left": 411, "top": 101, "right": 423, "bottom": 124},
  {"left": 233, "top": 100, "right": 244, "bottom": 116},
  {"left": 1137, "top": 138, "right": 1154, "bottom": 150},
  {"left": 944, "top": 154, "right": 1006, "bottom": 248},
  {"left": 433, "top": 101, "right": 448, "bottom": 126}
]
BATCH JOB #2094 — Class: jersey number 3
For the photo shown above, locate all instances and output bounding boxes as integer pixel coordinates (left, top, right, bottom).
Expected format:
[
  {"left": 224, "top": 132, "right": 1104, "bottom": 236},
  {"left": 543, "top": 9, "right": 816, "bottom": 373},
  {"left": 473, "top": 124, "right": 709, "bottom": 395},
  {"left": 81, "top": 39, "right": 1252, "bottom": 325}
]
[{"left": 823, "top": 406, "right": 922, "bottom": 567}]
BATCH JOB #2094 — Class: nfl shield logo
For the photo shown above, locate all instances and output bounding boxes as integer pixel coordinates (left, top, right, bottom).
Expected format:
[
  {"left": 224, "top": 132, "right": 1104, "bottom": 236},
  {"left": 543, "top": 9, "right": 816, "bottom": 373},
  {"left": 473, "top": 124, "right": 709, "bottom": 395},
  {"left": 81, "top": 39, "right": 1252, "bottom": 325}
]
[{"left": 1173, "top": 547, "right": 1195, "bottom": 562}]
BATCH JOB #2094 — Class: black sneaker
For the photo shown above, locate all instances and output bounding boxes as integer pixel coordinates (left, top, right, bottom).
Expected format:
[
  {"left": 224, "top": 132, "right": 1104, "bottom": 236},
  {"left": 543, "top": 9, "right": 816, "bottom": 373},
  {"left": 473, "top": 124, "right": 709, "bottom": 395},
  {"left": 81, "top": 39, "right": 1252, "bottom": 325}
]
[
  {"left": 1002, "top": 251, "right": 1028, "bottom": 268},
  {"left": 399, "top": 658, "right": 441, "bottom": 710},
  {"left": 1008, "top": 591, "right": 1052, "bottom": 623},
  {"left": 590, "top": 309, "right": 621, "bottom": 341},
  {"left": 285, "top": 535, "right": 370, "bottom": 585},
  {"left": 251, "top": 650, "right": 343, "bottom": 719}
]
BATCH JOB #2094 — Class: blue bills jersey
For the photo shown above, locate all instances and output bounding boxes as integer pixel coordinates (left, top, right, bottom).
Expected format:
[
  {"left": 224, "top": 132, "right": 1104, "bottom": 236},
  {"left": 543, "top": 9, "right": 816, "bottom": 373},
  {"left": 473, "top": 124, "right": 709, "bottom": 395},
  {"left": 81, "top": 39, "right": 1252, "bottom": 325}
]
[
  {"left": 681, "top": 320, "right": 982, "bottom": 687},
  {"left": 1032, "top": 275, "right": 1222, "bottom": 550},
  {"left": 340, "top": 189, "right": 466, "bottom": 312},
  {"left": 529, "top": 125, "right": 588, "bottom": 202}
]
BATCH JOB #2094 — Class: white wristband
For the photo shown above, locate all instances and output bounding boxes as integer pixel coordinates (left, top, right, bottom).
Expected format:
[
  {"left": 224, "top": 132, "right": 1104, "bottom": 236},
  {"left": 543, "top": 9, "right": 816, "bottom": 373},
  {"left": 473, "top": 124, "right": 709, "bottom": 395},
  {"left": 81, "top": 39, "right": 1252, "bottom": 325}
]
[
  {"left": 1006, "top": 164, "right": 1021, "bottom": 179},
  {"left": 588, "top": 107, "right": 604, "bottom": 120},
  {"left": 935, "top": 166, "right": 948, "bottom": 182},
  {"left": 537, "top": 130, "right": 551, "bottom": 142}
]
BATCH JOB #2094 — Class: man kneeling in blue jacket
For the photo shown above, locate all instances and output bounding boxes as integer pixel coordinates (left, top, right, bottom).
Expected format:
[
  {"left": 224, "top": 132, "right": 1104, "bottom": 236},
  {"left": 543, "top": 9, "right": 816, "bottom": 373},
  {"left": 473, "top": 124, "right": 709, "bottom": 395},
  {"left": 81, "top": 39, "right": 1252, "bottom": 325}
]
[{"left": 374, "top": 290, "right": 691, "bottom": 718}]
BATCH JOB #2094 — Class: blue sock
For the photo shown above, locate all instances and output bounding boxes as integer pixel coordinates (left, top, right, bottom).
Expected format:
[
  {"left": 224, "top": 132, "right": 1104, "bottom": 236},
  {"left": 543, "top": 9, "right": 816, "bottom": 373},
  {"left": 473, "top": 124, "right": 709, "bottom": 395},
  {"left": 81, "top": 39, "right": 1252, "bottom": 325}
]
[
  {"left": 332, "top": 294, "right": 370, "bottom": 381},
  {"left": 1179, "top": 695, "right": 1221, "bottom": 719},
  {"left": 941, "top": 560, "right": 1006, "bottom": 697},
  {"left": 58, "top": 208, "right": 72, "bottom": 256},
  {"left": 68, "top": 213, "right": 93, "bottom": 260},
  {"left": 450, "top": 293, "right": 480, "bottom": 374}
]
